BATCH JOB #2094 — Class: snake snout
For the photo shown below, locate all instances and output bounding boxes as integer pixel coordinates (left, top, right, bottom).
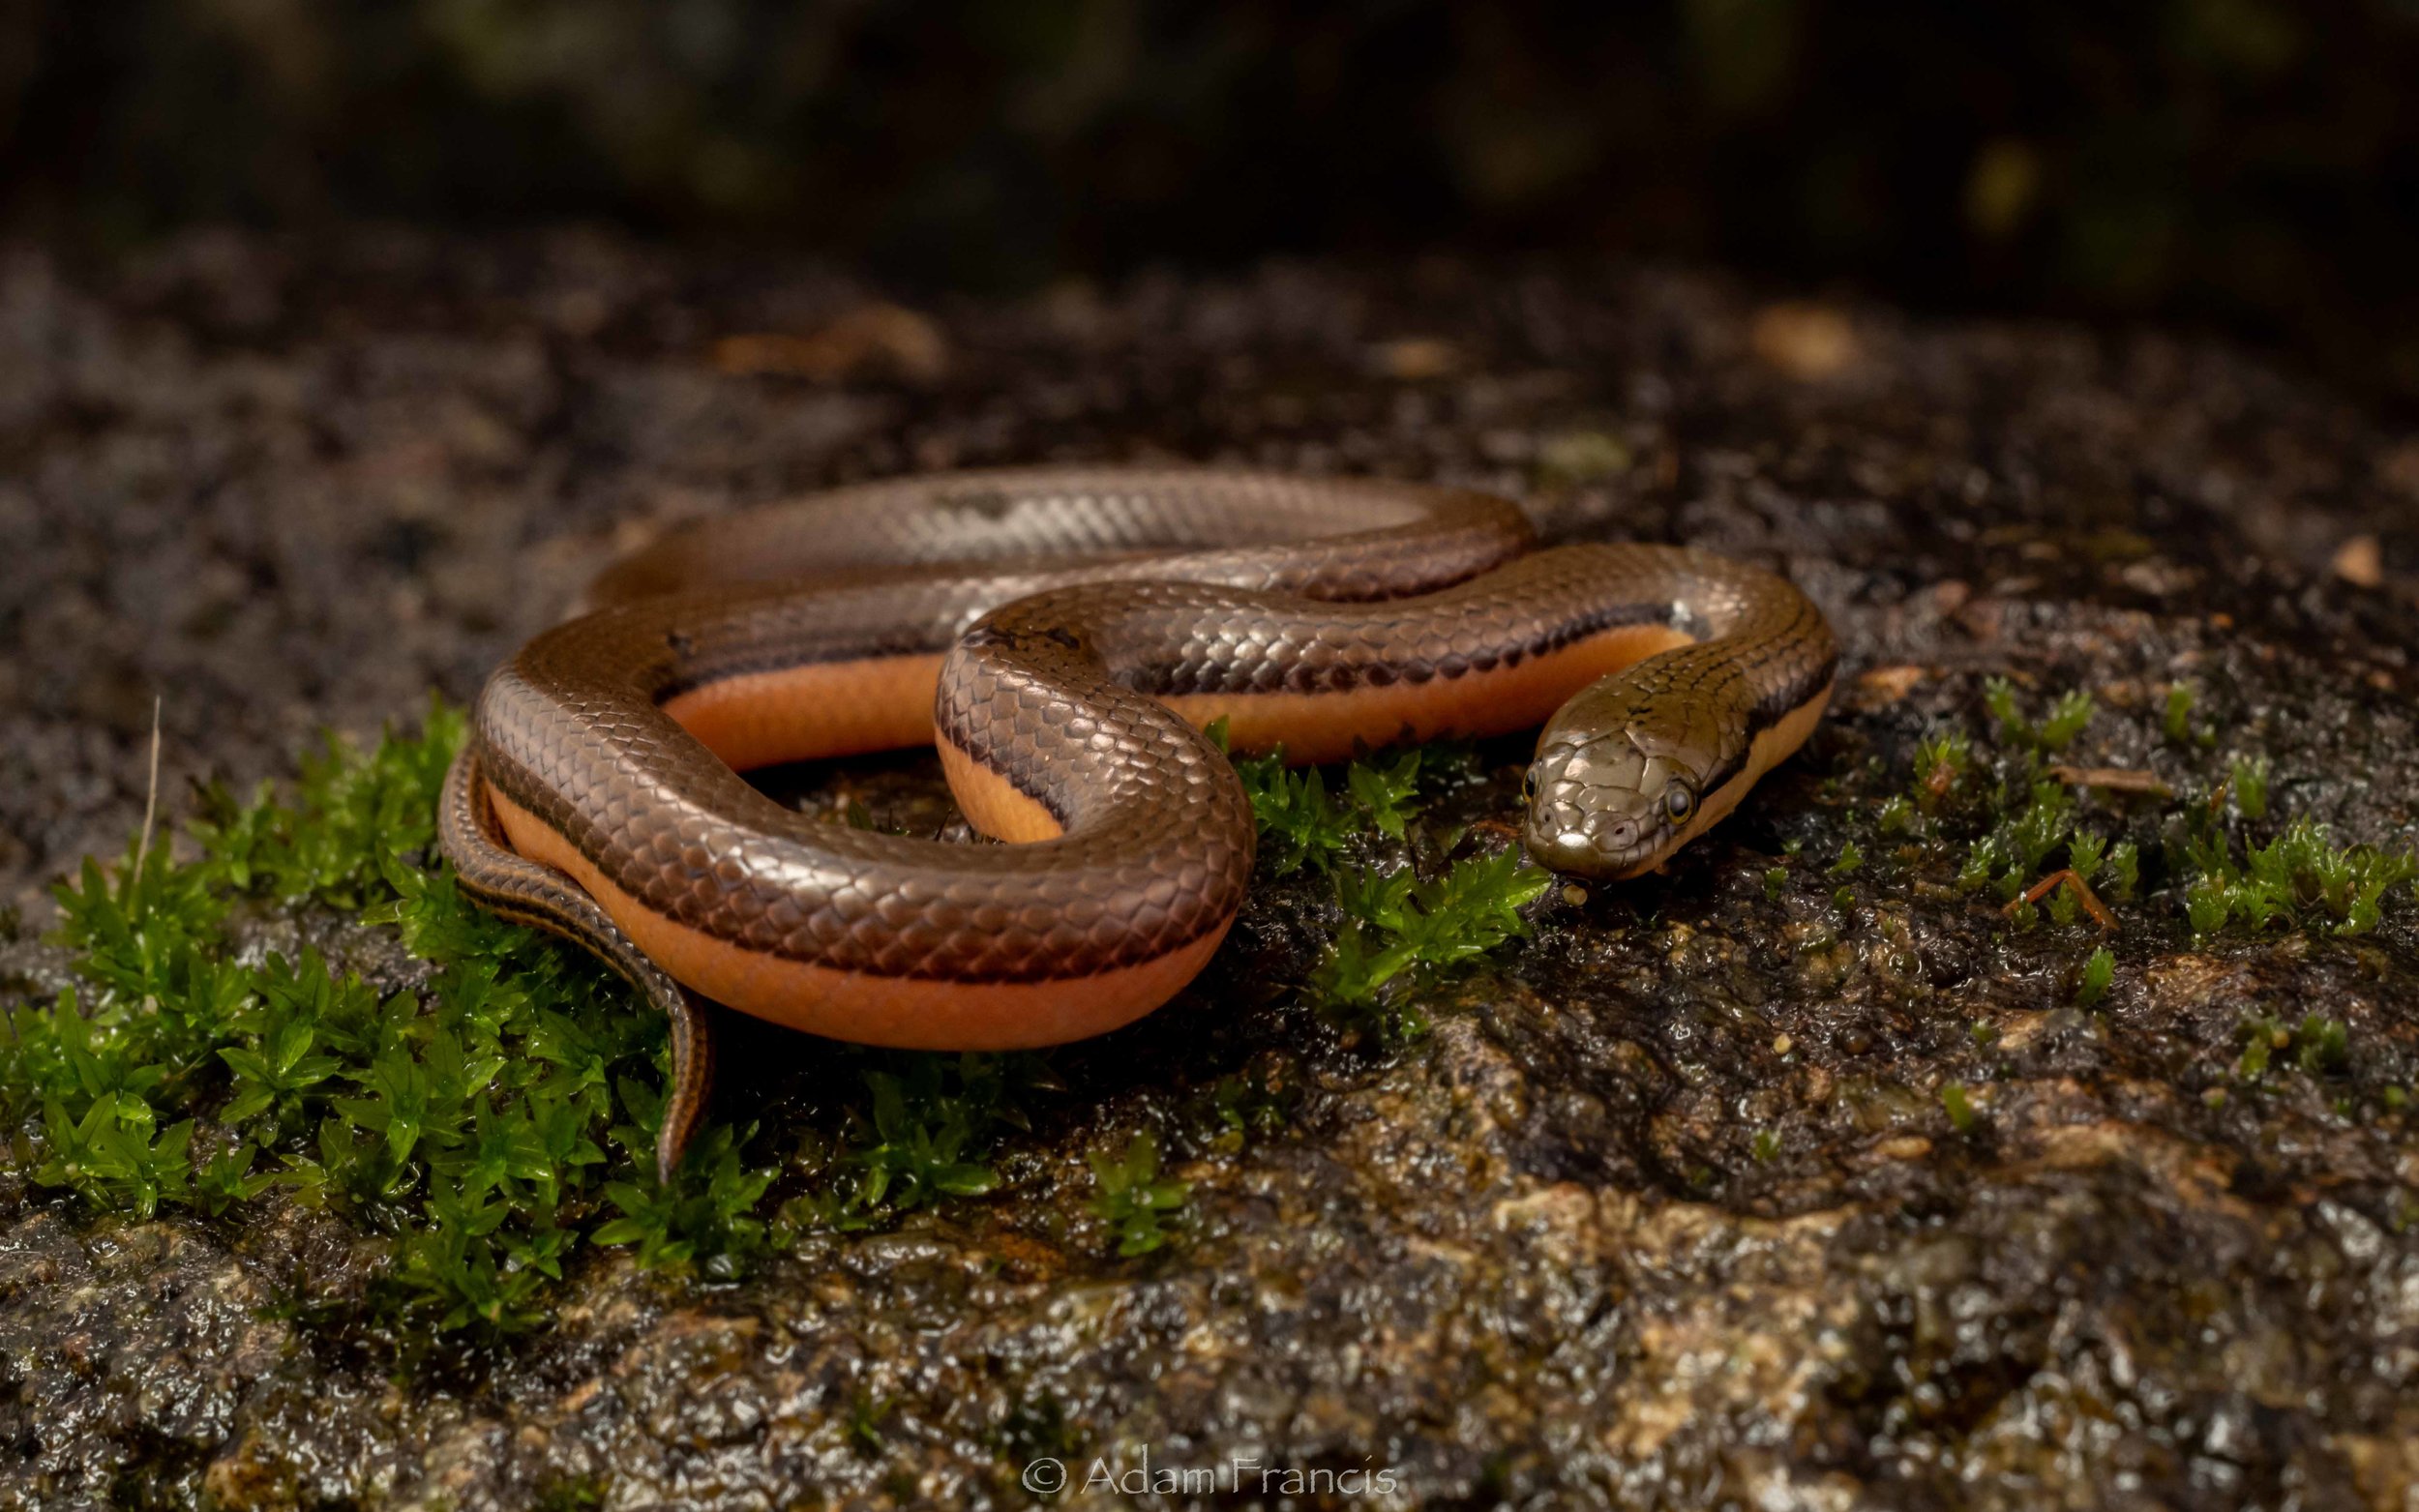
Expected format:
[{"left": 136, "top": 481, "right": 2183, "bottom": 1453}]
[
  {"left": 1521, "top": 809, "right": 1670, "bottom": 881},
  {"left": 1518, "top": 733, "right": 1689, "bottom": 881}
]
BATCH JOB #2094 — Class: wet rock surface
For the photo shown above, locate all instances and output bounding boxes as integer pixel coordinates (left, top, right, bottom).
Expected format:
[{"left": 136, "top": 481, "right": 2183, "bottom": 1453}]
[{"left": 2, "top": 229, "right": 2417, "bottom": 1509}]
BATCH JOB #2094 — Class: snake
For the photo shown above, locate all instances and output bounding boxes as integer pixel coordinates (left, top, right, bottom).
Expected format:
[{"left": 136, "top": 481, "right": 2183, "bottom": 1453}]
[{"left": 438, "top": 468, "right": 1837, "bottom": 1177}]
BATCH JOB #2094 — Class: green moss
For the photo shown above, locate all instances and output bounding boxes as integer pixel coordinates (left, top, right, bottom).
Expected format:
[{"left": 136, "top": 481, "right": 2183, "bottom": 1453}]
[
  {"left": 1983, "top": 676, "right": 2026, "bottom": 745},
  {"left": 188, "top": 695, "right": 464, "bottom": 907},
  {"left": 2232, "top": 1013, "right": 2349, "bottom": 1084},
  {"left": 1941, "top": 1082, "right": 1978, "bottom": 1134},
  {"left": 1089, "top": 1130, "right": 1190, "bottom": 1257},
  {"left": 1909, "top": 674, "right": 2407, "bottom": 949},
  {"left": 2164, "top": 683, "right": 2198, "bottom": 744},
  {"left": 1208, "top": 718, "right": 1548, "bottom": 1045},
  {"left": 2227, "top": 755, "right": 2272, "bottom": 820},
  {"left": 1230, "top": 758, "right": 1358, "bottom": 875},
  {"left": 2107, "top": 841, "right": 2140, "bottom": 902},
  {"left": 530, "top": 1476, "right": 609, "bottom": 1512},
  {"left": 2185, "top": 875, "right": 2230, "bottom": 940},
  {"left": 2038, "top": 690, "right": 2097, "bottom": 753},
  {"left": 847, "top": 1393, "right": 896, "bottom": 1458},
  {"left": 2067, "top": 831, "right": 2105, "bottom": 882},
  {"left": 2295, "top": 1015, "right": 2350, "bottom": 1076},
  {"left": 7, "top": 697, "right": 1544, "bottom": 1347},
  {"left": 1314, "top": 847, "right": 1552, "bottom": 1045},
  {"left": 1210, "top": 717, "right": 1474, "bottom": 875},
  {"left": 2009, "top": 781, "right": 2077, "bottom": 871},
  {"left": 1959, "top": 777, "right": 2118, "bottom": 916},
  {"left": 2076, "top": 946, "right": 2114, "bottom": 1008},
  {"left": 845, "top": 1056, "right": 1015, "bottom": 1213},
  {"left": 2238, "top": 1023, "right": 2276, "bottom": 1080},
  {"left": 2181, "top": 815, "right": 2414, "bottom": 941},
  {"left": 1344, "top": 749, "right": 1427, "bottom": 841},
  {"left": 1192, "top": 1066, "right": 1291, "bottom": 1156},
  {"left": 12, "top": 705, "right": 731, "bottom": 1340},
  {"left": 1911, "top": 726, "right": 1972, "bottom": 810},
  {"left": 992, "top": 1395, "right": 1079, "bottom": 1468},
  {"left": 31, "top": 1082, "right": 196, "bottom": 1220},
  {"left": 590, "top": 1122, "right": 771, "bottom": 1282},
  {"left": 1979, "top": 678, "right": 2095, "bottom": 753}
]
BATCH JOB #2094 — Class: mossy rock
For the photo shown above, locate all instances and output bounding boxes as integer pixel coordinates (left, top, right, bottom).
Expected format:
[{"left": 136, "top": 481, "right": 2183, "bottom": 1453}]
[{"left": 1, "top": 232, "right": 2416, "bottom": 1508}]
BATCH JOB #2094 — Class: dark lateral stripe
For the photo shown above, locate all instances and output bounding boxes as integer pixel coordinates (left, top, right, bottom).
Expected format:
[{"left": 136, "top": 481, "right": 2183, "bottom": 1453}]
[{"left": 1138, "top": 598, "right": 1678, "bottom": 699}]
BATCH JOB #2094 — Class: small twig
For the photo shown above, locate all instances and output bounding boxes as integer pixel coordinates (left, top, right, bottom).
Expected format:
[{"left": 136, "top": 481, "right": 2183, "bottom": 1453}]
[
  {"left": 2001, "top": 868, "right": 2118, "bottom": 931},
  {"left": 2045, "top": 765, "right": 2172, "bottom": 797},
  {"left": 132, "top": 696, "right": 163, "bottom": 882}
]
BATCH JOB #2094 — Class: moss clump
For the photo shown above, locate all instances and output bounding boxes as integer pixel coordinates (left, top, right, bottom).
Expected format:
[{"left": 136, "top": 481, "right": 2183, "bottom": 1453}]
[
  {"left": 1088, "top": 1130, "right": 1191, "bottom": 1257},
  {"left": 2163, "top": 682, "right": 2220, "bottom": 747},
  {"left": 1954, "top": 774, "right": 2135, "bottom": 921},
  {"left": 1213, "top": 719, "right": 1553, "bottom": 1047},
  {"left": 2176, "top": 814, "right": 2413, "bottom": 941},
  {"left": 18, "top": 701, "right": 717, "bottom": 1340},
  {"left": 775, "top": 1052, "right": 1048, "bottom": 1235},
  {"left": 1984, "top": 676, "right": 2094, "bottom": 754},
  {"left": 2235, "top": 1014, "right": 2351, "bottom": 1083},
  {"left": 2226, "top": 754, "right": 2272, "bottom": 820},
  {"left": 1316, "top": 848, "right": 1552, "bottom": 1044},
  {"left": 2076, "top": 946, "right": 2115, "bottom": 1008},
  {"left": 1940, "top": 1082, "right": 1979, "bottom": 1134},
  {"left": 15, "top": 704, "right": 1071, "bottom": 1337},
  {"left": 1911, "top": 726, "right": 1973, "bottom": 808},
  {"left": 8, "top": 697, "right": 1546, "bottom": 1347},
  {"left": 1897, "top": 676, "right": 2411, "bottom": 951}
]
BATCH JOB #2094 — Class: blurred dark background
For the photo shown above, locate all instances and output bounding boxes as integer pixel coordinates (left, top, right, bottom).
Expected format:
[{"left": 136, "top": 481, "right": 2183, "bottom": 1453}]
[{"left": 4, "top": 0, "right": 2417, "bottom": 404}]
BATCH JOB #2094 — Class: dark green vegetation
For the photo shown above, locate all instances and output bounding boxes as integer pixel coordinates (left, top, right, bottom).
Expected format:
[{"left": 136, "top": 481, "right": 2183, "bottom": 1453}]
[
  {"left": 1216, "top": 723, "right": 1554, "bottom": 1046},
  {"left": 17, "top": 702, "right": 705, "bottom": 1335},
  {"left": 1837, "top": 672, "right": 2416, "bottom": 951},
  {"left": 2, "top": 703, "right": 1556, "bottom": 1347},
  {"left": 1086, "top": 1130, "right": 1189, "bottom": 1258},
  {"left": 1780, "top": 672, "right": 2419, "bottom": 1127}
]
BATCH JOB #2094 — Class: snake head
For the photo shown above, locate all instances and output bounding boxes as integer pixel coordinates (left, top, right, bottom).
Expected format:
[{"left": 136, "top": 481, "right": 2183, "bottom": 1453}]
[{"left": 1519, "top": 674, "right": 1723, "bottom": 880}]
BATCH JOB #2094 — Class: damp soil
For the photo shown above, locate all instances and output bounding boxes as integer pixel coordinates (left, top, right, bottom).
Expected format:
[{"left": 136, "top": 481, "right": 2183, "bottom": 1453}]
[{"left": 2, "top": 229, "right": 2418, "bottom": 1509}]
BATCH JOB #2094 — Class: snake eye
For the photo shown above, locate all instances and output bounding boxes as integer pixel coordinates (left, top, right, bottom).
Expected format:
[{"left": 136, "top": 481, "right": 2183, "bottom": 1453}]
[
  {"left": 1520, "top": 770, "right": 1538, "bottom": 803},
  {"left": 1663, "top": 784, "right": 1696, "bottom": 821}
]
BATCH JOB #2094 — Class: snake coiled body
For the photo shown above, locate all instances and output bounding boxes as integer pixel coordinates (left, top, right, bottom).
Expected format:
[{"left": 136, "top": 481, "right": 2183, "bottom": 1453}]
[{"left": 440, "top": 468, "right": 1837, "bottom": 1175}]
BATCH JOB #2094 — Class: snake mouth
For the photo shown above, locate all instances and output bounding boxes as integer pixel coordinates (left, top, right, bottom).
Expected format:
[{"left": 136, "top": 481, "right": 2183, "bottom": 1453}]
[{"left": 1520, "top": 807, "right": 1675, "bottom": 881}]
